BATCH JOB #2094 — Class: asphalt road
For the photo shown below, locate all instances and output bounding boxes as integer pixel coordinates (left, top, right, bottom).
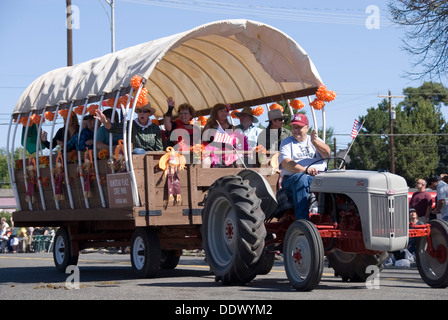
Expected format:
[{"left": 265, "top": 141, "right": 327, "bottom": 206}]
[{"left": 1, "top": 252, "right": 447, "bottom": 303}]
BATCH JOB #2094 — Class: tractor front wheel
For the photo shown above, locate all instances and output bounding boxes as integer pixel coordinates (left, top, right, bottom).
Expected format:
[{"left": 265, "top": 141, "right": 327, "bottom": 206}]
[
  {"left": 284, "top": 220, "right": 324, "bottom": 291},
  {"left": 416, "top": 219, "right": 448, "bottom": 288}
]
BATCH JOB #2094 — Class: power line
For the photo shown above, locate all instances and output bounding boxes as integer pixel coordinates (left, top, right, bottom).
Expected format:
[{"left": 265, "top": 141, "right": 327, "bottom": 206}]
[{"left": 122, "top": 0, "right": 394, "bottom": 26}]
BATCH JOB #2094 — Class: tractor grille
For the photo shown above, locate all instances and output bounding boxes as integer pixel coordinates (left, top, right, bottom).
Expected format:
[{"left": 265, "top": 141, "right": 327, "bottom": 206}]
[{"left": 371, "top": 194, "right": 408, "bottom": 238}]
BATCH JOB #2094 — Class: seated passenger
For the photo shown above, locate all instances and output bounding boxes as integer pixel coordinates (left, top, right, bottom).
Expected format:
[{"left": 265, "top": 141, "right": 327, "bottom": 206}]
[
  {"left": 96, "top": 108, "right": 123, "bottom": 150},
  {"left": 41, "top": 111, "right": 79, "bottom": 151},
  {"left": 163, "top": 97, "right": 200, "bottom": 150},
  {"left": 94, "top": 102, "right": 163, "bottom": 153}
]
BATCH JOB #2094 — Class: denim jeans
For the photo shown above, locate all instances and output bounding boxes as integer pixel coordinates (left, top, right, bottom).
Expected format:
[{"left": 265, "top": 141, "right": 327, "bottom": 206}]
[
  {"left": 133, "top": 148, "right": 146, "bottom": 154},
  {"left": 281, "top": 173, "right": 314, "bottom": 220}
]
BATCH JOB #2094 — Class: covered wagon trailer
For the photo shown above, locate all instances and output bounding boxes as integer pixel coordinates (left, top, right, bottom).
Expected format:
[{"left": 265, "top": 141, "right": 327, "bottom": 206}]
[{"left": 8, "top": 19, "right": 325, "bottom": 277}]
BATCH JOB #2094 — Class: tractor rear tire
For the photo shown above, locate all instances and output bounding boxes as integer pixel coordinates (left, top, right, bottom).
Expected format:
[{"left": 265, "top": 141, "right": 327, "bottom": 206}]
[
  {"left": 202, "top": 175, "right": 266, "bottom": 285},
  {"left": 327, "top": 251, "right": 386, "bottom": 282},
  {"left": 416, "top": 219, "right": 448, "bottom": 288}
]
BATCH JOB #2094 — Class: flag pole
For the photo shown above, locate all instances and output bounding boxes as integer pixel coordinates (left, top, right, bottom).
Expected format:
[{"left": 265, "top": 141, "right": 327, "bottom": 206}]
[{"left": 339, "top": 118, "right": 366, "bottom": 169}]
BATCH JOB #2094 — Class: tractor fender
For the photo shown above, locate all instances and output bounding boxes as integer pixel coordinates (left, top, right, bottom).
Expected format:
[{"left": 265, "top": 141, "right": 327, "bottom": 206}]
[{"left": 238, "top": 169, "right": 277, "bottom": 219}]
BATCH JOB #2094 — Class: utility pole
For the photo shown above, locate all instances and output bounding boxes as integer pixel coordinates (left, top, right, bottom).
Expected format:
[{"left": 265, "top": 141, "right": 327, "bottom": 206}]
[
  {"left": 378, "top": 91, "right": 404, "bottom": 174},
  {"left": 101, "top": 0, "right": 115, "bottom": 53},
  {"left": 66, "top": 0, "right": 73, "bottom": 66}
]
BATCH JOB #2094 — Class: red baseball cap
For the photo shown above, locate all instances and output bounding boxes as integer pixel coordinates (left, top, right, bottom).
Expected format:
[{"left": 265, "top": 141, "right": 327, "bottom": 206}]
[{"left": 291, "top": 113, "right": 309, "bottom": 126}]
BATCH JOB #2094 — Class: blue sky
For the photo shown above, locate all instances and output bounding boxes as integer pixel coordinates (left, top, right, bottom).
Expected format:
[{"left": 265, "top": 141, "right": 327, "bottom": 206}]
[{"left": 0, "top": 0, "right": 444, "bottom": 152}]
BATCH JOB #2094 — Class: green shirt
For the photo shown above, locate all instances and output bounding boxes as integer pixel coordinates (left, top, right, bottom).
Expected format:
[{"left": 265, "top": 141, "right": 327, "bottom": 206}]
[{"left": 108, "top": 120, "right": 163, "bottom": 151}]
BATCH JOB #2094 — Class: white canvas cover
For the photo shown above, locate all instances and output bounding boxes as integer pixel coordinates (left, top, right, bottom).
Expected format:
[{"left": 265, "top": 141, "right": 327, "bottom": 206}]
[{"left": 13, "top": 19, "right": 323, "bottom": 117}]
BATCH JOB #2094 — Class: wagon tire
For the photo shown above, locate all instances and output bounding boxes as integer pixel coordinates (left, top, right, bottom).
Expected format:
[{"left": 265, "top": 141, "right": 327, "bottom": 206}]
[
  {"left": 53, "top": 227, "right": 78, "bottom": 273},
  {"left": 130, "top": 227, "right": 161, "bottom": 278},
  {"left": 160, "top": 250, "right": 180, "bottom": 269}
]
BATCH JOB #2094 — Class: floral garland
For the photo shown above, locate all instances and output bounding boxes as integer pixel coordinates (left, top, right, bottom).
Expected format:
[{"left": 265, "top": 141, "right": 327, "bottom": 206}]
[
  {"left": 74, "top": 105, "right": 84, "bottom": 115},
  {"left": 45, "top": 111, "right": 55, "bottom": 122},
  {"left": 58, "top": 109, "right": 69, "bottom": 119},
  {"left": 251, "top": 106, "right": 264, "bottom": 117},
  {"left": 269, "top": 103, "right": 284, "bottom": 112},
  {"left": 197, "top": 115, "right": 207, "bottom": 126},
  {"left": 87, "top": 104, "right": 99, "bottom": 115},
  {"left": 289, "top": 99, "right": 305, "bottom": 110},
  {"left": 310, "top": 85, "right": 337, "bottom": 110}
]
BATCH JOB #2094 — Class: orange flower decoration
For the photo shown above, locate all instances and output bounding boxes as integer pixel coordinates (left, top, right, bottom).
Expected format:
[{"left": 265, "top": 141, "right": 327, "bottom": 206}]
[
  {"left": 310, "top": 98, "right": 325, "bottom": 110},
  {"left": 315, "top": 86, "right": 337, "bottom": 102},
  {"left": 118, "top": 95, "right": 131, "bottom": 108},
  {"left": 20, "top": 117, "right": 30, "bottom": 126},
  {"left": 106, "top": 98, "right": 116, "bottom": 108},
  {"left": 269, "top": 103, "right": 284, "bottom": 112},
  {"left": 197, "top": 116, "right": 207, "bottom": 126},
  {"left": 87, "top": 104, "right": 99, "bottom": 115},
  {"left": 30, "top": 114, "right": 42, "bottom": 125},
  {"left": 45, "top": 111, "right": 55, "bottom": 122},
  {"left": 98, "top": 148, "right": 109, "bottom": 160},
  {"left": 39, "top": 156, "right": 49, "bottom": 166},
  {"left": 74, "top": 105, "right": 84, "bottom": 116},
  {"left": 230, "top": 110, "right": 240, "bottom": 119},
  {"left": 151, "top": 119, "right": 160, "bottom": 126},
  {"left": 251, "top": 106, "right": 264, "bottom": 117},
  {"left": 130, "top": 75, "right": 143, "bottom": 90},
  {"left": 136, "top": 88, "right": 149, "bottom": 107},
  {"left": 58, "top": 109, "right": 69, "bottom": 119},
  {"left": 289, "top": 99, "right": 305, "bottom": 110}
]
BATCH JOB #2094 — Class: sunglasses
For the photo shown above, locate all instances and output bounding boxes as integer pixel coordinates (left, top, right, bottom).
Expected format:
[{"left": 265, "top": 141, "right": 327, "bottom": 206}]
[
  {"left": 136, "top": 109, "right": 151, "bottom": 114},
  {"left": 273, "top": 118, "right": 284, "bottom": 122}
]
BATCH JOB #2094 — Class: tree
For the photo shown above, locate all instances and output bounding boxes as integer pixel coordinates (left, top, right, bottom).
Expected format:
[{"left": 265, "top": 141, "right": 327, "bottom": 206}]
[
  {"left": 348, "top": 82, "right": 448, "bottom": 185},
  {"left": 389, "top": 0, "right": 448, "bottom": 81}
]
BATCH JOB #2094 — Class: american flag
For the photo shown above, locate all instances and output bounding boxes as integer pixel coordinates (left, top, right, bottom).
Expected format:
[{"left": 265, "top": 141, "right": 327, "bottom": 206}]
[
  {"left": 214, "top": 124, "right": 233, "bottom": 144},
  {"left": 350, "top": 119, "right": 362, "bottom": 139}
]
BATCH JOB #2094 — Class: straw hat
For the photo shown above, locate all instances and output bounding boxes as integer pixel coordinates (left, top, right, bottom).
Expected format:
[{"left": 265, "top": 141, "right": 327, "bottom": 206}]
[{"left": 236, "top": 106, "right": 258, "bottom": 123}]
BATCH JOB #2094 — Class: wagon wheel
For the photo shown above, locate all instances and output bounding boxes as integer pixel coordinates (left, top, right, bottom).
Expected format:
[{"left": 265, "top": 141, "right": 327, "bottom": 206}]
[
  {"left": 202, "top": 175, "right": 266, "bottom": 285},
  {"left": 130, "top": 227, "right": 161, "bottom": 278},
  {"left": 284, "top": 220, "right": 324, "bottom": 291},
  {"left": 416, "top": 219, "right": 448, "bottom": 288},
  {"left": 53, "top": 227, "right": 79, "bottom": 273},
  {"left": 160, "top": 250, "right": 180, "bottom": 269},
  {"left": 327, "top": 251, "right": 386, "bottom": 282}
]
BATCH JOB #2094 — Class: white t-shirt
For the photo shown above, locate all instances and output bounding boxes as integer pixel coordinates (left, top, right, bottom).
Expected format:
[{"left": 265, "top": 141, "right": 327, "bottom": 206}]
[{"left": 279, "top": 135, "right": 327, "bottom": 177}]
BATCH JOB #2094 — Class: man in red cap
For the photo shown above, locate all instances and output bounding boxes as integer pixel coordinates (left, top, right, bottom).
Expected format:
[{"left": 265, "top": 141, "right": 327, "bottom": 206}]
[{"left": 278, "top": 113, "right": 331, "bottom": 220}]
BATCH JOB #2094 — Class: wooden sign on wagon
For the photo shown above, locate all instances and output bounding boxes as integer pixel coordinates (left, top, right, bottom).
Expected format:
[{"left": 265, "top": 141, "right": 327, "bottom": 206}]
[{"left": 106, "top": 173, "right": 133, "bottom": 208}]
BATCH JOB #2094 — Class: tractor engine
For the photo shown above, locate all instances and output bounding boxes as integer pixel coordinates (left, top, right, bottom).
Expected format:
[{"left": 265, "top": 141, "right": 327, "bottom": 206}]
[{"left": 310, "top": 170, "right": 409, "bottom": 252}]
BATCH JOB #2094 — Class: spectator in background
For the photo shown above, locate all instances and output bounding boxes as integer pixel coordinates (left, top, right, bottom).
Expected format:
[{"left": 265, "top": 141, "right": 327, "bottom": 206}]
[
  {"left": 408, "top": 208, "right": 423, "bottom": 254},
  {"left": 426, "top": 177, "right": 439, "bottom": 191},
  {"left": 433, "top": 174, "right": 448, "bottom": 222},
  {"left": 0, "top": 218, "right": 10, "bottom": 253},
  {"left": 409, "top": 179, "right": 433, "bottom": 223}
]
